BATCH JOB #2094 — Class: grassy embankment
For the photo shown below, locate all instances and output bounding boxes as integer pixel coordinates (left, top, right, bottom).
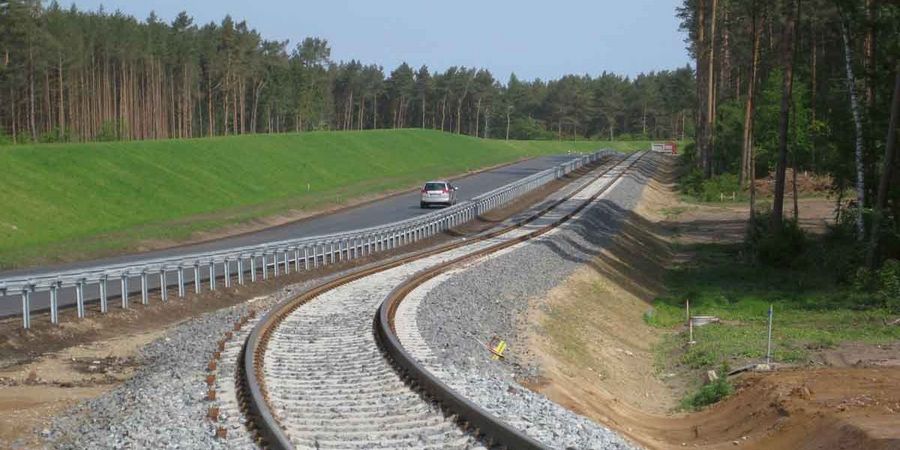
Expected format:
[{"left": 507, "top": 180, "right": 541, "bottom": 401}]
[{"left": 0, "top": 129, "right": 650, "bottom": 269}]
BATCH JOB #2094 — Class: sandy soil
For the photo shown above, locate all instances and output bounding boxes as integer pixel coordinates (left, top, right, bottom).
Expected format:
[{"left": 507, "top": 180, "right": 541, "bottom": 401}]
[
  {"left": 523, "top": 156, "right": 900, "bottom": 449},
  {"left": 0, "top": 330, "right": 162, "bottom": 447}
]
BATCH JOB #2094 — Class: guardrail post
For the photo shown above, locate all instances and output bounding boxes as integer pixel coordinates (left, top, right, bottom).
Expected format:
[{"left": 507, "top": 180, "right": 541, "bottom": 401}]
[
  {"left": 303, "top": 247, "right": 310, "bottom": 270},
  {"left": 100, "top": 275, "right": 108, "bottom": 313},
  {"left": 177, "top": 267, "right": 185, "bottom": 297},
  {"left": 121, "top": 274, "right": 129, "bottom": 309},
  {"left": 159, "top": 270, "right": 168, "bottom": 302},
  {"left": 21, "top": 287, "right": 32, "bottom": 329},
  {"left": 250, "top": 256, "right": 257, "bottom": 282},
  {"left": 141, "top": 271, "right": 149, "bottom": 305},
  {"left": 293, "top": 249, "right": 300, "bottom": 273},
  {"left": 76, "top": 279, "right": 86, "bottom": 317},
  {"left": 262, "top": 253, "right": 269, "bottom": 280},
  {"left": 49, "top": 282, "right": 59, "bottom": 325},
  {"left": 224, "top": 260, "right": 231, "bottom": 288},
  {"left": 330, "top": 242, "right": 336, "bottom": 264},
  {"left": 237, "top": 258, "right": 245, "bottom": 285},
  {"left": 209, "top": 261, "right": 217, "bottom": 290},
  {"left": 272, "top": 252, "right": 279, "bottom": 277},
  {"left": 194, "top": 263, "right": 202, "bottom": 294}
]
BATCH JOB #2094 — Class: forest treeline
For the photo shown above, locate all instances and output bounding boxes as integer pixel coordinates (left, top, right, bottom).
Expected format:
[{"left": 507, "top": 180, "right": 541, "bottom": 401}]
[
  {"left": 0, "top": 1, "right": 694, "bottom": 144},
  {"left": 680, "top": 0, "right": 898, "bottom": 270}
]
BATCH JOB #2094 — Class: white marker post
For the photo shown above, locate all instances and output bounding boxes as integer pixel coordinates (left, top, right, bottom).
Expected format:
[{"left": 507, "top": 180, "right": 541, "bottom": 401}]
[
  {"left": 687, "top": 299, "right": 695, "bottom": 345},
  {"left": 766, "top": 304, "right": 774, "bottom": 364}
]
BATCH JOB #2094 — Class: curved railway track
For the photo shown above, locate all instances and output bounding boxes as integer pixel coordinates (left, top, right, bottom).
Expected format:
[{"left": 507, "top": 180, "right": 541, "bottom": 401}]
[{"left": 237, "top": 151, "right": 646, "bottom": 449}]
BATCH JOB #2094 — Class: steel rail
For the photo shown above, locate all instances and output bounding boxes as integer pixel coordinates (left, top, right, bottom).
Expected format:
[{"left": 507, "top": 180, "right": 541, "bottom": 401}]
[
  {"left": 241, "top": 151, "right": 644, "bottom": 449},
  {"left": 2, "top": 151, "right": 613, "bottom": 328},
  {"left": 375, "top": 151, "right": 646, "bottom": 449}
]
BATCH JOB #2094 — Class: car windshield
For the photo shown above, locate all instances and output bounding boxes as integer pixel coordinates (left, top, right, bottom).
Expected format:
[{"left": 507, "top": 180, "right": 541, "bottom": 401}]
[{"left": 424, "top": 183, "right": 446, "bottom": 191}]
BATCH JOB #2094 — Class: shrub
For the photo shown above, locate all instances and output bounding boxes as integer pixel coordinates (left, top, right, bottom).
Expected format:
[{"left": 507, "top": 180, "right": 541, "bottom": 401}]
[
  {"left": 681, "top": 372, "right": 734, "bottom": 410},
  {"left": 855, "top": 259, "right": 900, "bottom": 312},
  {"left": 746, "top": 211, "right": 807, "bottom": 267},
  {"left": 682, "top": 348, "right": 717, "bottom": 369},
  {"left": 40, "top": 127, "right": 74, "bottom": 143},
  {"left": 678, "top": 168, "right": 744, "bottom": 203},
  {"left": 879, "top": 260, "right": 900, "bottom": 312},
  {"left": 97, "top": 119, "right": 128, "bottom": 142}
]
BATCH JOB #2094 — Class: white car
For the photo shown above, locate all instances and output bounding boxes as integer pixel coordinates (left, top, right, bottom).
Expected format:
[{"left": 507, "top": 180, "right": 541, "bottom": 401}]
[{"left": 420, "top": 180, "right": 458, "bottom": 208}]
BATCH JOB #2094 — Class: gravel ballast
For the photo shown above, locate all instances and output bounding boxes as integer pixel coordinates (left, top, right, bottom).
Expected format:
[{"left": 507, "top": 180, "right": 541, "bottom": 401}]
[
  {"left": 43, "top": 276, "right": 329, "bottom": 449},
  {"left": 38, "top": 153, "right": 654, "bottom": 449},
  {"left": 413, "top": 153, "right": 661, "bottom": 449}
]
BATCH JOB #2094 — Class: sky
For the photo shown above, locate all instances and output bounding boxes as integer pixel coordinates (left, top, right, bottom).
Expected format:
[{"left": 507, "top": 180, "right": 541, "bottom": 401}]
[{"left": 68, "top": 0, "right": 691, "bottom": 82}]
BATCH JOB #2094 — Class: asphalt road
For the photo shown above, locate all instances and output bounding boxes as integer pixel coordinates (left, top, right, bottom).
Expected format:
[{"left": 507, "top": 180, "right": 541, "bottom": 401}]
[{"left": 0, "top": 154, "right": 578, "bottom": 318}]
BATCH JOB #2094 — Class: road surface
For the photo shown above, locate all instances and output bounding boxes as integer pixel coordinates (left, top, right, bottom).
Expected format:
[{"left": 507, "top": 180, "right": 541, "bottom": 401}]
[{"left": 0, "top": 154, "right": 579, "bottom": 318}]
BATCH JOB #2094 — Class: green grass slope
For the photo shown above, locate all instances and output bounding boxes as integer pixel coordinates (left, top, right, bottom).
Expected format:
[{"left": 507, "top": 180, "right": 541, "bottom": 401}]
[{"left": 0, "top": 129, "right": 649, "bottom": 269}]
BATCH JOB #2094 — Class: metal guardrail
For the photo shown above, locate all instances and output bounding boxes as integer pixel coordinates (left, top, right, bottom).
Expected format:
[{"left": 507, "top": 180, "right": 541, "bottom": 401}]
[{"left": 1, "top": 150, "right": 613, "bottom": 329}]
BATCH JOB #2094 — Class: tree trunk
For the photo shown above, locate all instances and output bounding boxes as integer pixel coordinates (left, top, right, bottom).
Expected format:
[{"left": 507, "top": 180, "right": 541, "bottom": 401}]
[
  {"left": 475, "top": 97, "right": 481, "bottom": 137},
  {"left": 642, "top": 103, "right": 647, "bottom": 136},
  {"left": 696, "top": 0, "right": 708, "bottom": 174},
  {"left": 58, "top": 54, "right": 65, "bottom": 137},
  {"left": 811, "top": 27, "right": 818, "bottom": 170},
  {"left": 841, "top": 17, "right": 866, "bottom": 241},
  {"left": 864, "top": 0, "right": 876, "bottom": 110},
  {"left": 10, "top": 86, "right": 16, "bottom": 144},
  {"left": 28, "top": 45, "right": 37, "bottom": 140},
  {"left": 207, "top": 73, "right": 214, "bottom": 137},
  {"left": 771, "top": 0, "right": 798, "bottom": 229},
  {"left": 456, "top": 99, "right": 463, "bottom": 134},
  {"left": 740, "top": 10, "right": 761, "bottom": 189},
  {"left": 866, "top": 70, "right": 900, "bottom": 266},
  {"left": 506, "top": 109, "right": 511, "bottom": 140},
  {"left": 705, "top": 0, "right": 719, "bottom": 178},
  {"left": 440, "top": 96, "right": 446, "bottom": 132},
  {"left": 252, "top": 79, "right": 264, "bottom": 133}
]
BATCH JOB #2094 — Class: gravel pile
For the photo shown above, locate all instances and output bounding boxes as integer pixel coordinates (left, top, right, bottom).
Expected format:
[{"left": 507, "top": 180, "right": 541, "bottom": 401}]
[{"left": 416, "top": 153, "right": 660, "bottom": 449}]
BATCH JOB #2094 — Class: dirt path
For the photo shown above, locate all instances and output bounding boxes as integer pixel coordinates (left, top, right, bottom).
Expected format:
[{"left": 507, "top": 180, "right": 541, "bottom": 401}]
[{"left": 523, "top": 157, "right": 900, "bottom": 449}]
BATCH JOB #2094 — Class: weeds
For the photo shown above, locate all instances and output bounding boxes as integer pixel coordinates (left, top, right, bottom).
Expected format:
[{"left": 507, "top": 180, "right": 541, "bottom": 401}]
[{"left": 680, "top": 376, "right": 734, "bottom": 410}]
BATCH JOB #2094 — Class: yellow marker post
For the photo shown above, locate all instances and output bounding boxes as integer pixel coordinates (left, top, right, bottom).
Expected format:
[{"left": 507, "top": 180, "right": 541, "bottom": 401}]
[{"left": 490, "top": 339, "right": 507, "bottom": 360}]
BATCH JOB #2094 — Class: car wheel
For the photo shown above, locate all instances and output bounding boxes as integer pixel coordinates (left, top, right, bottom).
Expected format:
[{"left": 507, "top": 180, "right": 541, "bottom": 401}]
[{"left": 420, "top": 202, "right": 427, "bottom": 209}]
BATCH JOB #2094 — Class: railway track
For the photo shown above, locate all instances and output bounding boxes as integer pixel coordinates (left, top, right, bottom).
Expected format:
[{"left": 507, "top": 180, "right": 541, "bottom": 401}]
[{"left": 236, "top": 151, "right": 646, "bottom": 449}]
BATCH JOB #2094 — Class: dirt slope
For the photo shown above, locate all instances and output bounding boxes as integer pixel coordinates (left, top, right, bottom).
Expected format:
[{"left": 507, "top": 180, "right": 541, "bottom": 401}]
[{"left": 523, "top": 156, "right": 900, "bottom": 449}]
